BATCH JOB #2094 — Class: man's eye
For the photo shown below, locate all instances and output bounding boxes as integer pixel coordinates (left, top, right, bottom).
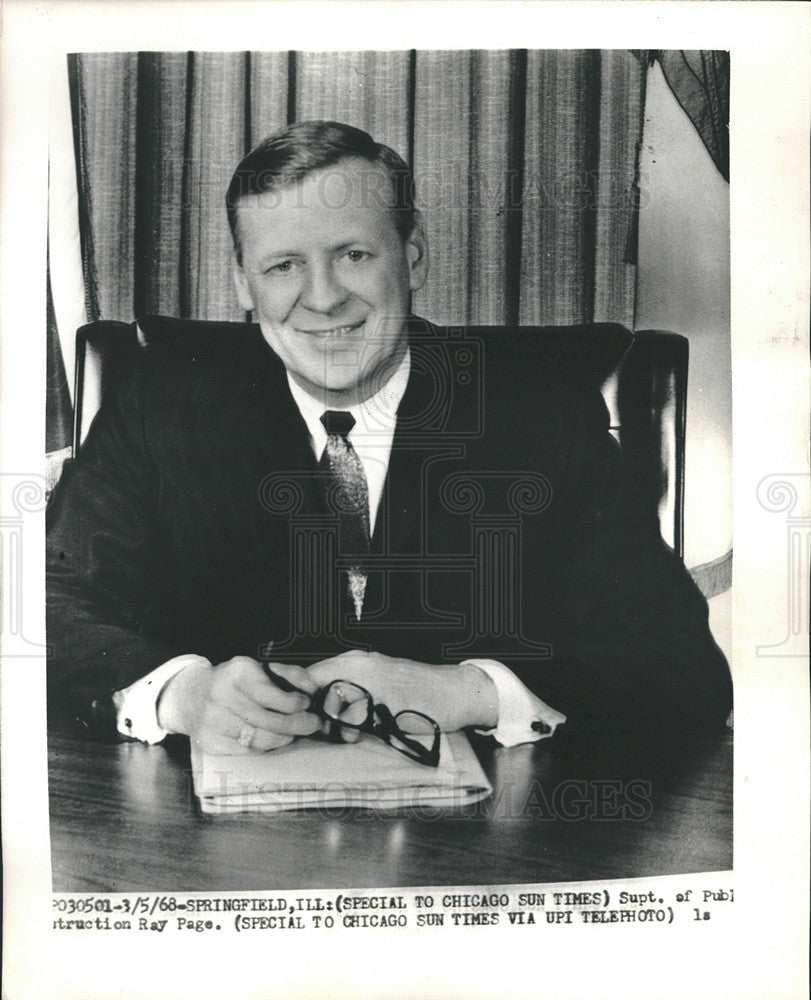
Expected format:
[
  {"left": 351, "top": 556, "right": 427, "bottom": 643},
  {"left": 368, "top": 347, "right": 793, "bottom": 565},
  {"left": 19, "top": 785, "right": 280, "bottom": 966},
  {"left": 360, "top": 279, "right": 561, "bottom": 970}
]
[
  {"left": 344, "top": 250, "right": 370, "bottom": 262},
  {"left": 267, "top": 260, "right": 296, "bottom": 275}
]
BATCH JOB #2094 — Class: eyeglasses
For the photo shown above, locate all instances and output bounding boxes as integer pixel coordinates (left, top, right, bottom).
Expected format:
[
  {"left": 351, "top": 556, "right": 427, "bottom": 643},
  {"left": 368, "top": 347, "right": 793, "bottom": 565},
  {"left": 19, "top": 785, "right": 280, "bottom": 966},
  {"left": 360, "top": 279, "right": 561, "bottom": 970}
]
[{"left": 263, "top": 664, "right": 441, "bottom": 767}]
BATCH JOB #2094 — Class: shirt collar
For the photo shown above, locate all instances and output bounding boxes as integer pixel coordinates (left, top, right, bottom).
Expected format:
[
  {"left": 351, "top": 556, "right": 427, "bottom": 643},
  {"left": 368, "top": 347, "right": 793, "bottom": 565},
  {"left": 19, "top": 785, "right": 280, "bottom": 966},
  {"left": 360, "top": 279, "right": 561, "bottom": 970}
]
[{"left": 286, "top": 347, "right": 411, "bottom": 447}]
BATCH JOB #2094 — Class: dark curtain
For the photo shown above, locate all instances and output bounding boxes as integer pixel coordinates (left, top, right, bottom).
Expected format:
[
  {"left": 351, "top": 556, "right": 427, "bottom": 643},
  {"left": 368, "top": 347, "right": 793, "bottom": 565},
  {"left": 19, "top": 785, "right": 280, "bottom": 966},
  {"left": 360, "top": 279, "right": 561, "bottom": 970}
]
[{"left": 635, "top": 50, "right": 729, "bottom": 181}]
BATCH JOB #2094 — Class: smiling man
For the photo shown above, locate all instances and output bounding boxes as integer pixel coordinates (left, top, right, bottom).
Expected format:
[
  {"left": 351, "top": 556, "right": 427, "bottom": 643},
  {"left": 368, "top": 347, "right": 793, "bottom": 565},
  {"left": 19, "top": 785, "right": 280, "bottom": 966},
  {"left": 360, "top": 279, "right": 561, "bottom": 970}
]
[
  {"left": 230, "top": 146, "right": 424, "bottom": 407},
  {"left": 47, "top": 121, "right": 732, "bottom": 755}
]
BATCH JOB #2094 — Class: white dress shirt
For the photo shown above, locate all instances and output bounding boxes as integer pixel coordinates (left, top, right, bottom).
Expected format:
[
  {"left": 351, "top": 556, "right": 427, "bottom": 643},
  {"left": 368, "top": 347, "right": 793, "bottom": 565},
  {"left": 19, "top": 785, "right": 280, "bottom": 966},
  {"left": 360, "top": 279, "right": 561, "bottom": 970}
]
[
  {"left": 286, "top": 347, "right": 412, "bottom": 536},
  {"left": 115, "top": 346, "right": 566, "bottom": 746}
]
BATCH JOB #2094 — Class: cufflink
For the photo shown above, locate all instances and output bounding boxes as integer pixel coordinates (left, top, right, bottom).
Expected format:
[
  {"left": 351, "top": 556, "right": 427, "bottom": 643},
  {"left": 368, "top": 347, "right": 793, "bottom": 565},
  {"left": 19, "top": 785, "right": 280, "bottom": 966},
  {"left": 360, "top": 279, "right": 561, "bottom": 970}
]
[{"left": 531, "top": 719, "right": 552, "bottom": 735}]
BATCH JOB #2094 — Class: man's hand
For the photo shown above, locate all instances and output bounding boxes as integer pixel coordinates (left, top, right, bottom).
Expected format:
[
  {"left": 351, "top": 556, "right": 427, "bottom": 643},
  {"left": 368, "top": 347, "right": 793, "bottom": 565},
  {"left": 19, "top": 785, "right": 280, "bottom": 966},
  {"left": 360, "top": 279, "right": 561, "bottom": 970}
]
[
  {"left": 307, "top": 651, "right": 498, "bottom": 734},
  {"left": 157, "top": 656, "right": 322, "bottom": 754}
]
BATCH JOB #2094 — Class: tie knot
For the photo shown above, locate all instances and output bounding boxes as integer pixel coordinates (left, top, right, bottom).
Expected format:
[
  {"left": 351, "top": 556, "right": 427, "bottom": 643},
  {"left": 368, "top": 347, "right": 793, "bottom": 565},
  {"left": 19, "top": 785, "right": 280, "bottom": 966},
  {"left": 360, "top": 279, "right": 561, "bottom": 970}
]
[{"left": 321, "top": 410, "right": 355, "bottom": 438}]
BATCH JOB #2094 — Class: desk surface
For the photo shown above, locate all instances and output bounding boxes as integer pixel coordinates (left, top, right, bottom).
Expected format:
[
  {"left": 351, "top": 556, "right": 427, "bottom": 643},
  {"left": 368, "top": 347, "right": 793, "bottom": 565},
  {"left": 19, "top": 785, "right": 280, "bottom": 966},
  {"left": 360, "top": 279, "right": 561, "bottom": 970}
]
[{"left": 49, "top": 728, "right": 732, "bottom": 892}]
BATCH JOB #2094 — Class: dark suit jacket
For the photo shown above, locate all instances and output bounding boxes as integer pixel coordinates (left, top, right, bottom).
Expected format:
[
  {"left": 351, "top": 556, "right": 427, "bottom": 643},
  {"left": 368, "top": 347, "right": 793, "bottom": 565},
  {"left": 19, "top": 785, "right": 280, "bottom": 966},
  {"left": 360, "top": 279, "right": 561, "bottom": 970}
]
[{"left": 47, "top": 318, "right": 732, "bottom": 739}]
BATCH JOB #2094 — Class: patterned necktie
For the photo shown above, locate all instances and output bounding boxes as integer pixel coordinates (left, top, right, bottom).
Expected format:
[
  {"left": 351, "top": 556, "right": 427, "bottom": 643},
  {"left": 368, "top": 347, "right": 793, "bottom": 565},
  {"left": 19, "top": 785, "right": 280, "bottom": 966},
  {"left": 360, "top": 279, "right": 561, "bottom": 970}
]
[{"left": 319, "top": 410, "right": 370, "bottom": 619}]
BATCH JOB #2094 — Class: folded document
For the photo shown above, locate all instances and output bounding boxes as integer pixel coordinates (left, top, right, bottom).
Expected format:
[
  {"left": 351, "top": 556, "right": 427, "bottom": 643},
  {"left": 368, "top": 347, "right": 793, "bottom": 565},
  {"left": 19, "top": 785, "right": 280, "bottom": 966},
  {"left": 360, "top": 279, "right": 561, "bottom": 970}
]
[{"left": 191, "top": 732, "right": 492, "bottom": 815}]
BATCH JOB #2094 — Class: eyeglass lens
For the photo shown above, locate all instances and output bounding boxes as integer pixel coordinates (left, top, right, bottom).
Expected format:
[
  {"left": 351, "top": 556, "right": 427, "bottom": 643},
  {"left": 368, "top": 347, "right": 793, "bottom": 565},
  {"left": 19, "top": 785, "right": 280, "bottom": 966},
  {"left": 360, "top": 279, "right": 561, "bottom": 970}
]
[{"left": 321, "top": 683, "right": 440, "bottom": 765}]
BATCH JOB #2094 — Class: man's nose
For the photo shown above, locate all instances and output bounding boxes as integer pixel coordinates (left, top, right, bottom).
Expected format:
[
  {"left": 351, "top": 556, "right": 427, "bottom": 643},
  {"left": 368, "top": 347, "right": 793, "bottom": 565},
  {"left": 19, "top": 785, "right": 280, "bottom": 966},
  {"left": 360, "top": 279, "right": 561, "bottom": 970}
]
[{"left": 300, "top": 261, "right": 349, "bottom": 314}]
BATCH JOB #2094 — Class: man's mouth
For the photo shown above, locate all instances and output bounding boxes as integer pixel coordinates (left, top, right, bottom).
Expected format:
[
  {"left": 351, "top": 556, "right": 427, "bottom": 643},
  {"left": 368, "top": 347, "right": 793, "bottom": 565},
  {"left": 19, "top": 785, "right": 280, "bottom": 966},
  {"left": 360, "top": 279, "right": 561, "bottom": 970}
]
[{"left": 298, "top": 321, "right": 364, "bottom": 339}]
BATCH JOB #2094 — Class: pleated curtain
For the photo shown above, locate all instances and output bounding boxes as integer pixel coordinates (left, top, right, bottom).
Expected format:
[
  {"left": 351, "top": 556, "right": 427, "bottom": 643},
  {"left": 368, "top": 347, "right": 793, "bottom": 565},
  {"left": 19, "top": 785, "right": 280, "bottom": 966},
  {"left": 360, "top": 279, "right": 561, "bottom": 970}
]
[{"left": 66, "top": 49, "right": 645, "bottom": 331}]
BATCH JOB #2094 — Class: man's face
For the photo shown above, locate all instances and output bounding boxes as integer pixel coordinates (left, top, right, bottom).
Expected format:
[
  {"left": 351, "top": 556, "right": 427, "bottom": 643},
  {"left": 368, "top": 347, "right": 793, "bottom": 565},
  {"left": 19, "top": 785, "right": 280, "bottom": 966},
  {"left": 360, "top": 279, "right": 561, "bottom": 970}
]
[{"left": 232, "top": 157, "right": 428, "bottom": 405}]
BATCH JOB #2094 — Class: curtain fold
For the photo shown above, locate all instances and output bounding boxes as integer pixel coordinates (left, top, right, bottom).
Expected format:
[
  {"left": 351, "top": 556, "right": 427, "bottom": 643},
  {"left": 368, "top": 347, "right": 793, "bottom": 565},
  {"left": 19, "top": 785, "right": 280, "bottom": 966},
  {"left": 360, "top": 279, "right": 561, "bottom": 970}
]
[
  {"left": 181, "top": 52, "right": 248, "bottom": 319},
  {"left": 133, "top": 52, "right": 190, "bottom": 318},
  {"left": 412, "top": 49, "right": 472, "bottom": 323},
  {"left": 248, "top": 51, "right": 289, "bottom": 147},
  {"left": 467, "top": 50, "right": 516, "bottom": 325},
  {"left": 520, "top": 50, "right": 598, "bottom": 326},
  {"left": 62, "top": 49, "right": 653, "bottom": 331},
  {"left": 593, "top": 49, "right": 647, "bottom": 323}
]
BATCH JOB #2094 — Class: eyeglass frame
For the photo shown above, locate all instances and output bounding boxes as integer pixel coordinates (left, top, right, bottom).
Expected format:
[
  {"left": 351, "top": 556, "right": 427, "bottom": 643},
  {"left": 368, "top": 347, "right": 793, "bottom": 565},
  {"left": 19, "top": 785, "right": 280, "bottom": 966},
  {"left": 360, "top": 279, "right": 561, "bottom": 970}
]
[{"left": 262, "top": 663, "right": 441, "bottom": 767}]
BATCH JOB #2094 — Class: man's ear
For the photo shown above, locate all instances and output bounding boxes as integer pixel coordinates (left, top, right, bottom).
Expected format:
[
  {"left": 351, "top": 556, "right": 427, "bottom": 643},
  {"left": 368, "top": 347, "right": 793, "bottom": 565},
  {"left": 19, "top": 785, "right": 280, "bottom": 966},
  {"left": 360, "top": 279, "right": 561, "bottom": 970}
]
[
  {"left": 406, "top": 210, "right": 429, "bottom": 292},
  {"left": 232, "top": 254, "right": 256, "bottom": 312}
]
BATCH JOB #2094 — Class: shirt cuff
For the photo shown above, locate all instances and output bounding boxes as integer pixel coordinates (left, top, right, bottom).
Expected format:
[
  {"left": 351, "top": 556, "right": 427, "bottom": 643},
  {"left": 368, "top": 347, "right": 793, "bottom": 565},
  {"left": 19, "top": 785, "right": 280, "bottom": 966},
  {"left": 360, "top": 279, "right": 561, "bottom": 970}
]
[
  {"left": 461, "top": 658, "right": 567, "bottom": 747},
  {"left": 114, "top": 654, "right": 212, "bottom": 744}
]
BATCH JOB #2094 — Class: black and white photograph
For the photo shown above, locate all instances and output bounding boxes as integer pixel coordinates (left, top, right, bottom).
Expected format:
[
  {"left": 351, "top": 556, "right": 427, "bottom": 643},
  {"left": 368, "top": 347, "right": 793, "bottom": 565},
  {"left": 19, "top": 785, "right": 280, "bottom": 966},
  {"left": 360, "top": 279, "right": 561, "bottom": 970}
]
[
  {"left": 1, "top": 3, "right": 808, "bottom": 1000},
  {"left": 44, "top": 46, "right": 733, "bottom": 889}
]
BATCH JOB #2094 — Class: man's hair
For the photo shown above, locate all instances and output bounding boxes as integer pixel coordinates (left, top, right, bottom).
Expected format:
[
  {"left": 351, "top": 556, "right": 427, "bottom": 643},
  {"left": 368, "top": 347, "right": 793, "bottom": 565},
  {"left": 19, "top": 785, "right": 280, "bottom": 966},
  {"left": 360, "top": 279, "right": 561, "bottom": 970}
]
[{"left": 226, "top": 120, "right": 416, "bottom": 263}]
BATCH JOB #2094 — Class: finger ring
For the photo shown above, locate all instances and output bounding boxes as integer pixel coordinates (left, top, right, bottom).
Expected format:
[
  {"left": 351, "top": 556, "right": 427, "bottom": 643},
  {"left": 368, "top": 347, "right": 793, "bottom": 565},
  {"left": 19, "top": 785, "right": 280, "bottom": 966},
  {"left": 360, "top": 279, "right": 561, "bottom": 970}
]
[{"left": 237, "top": 724, "right": 256, "bottom": 748}]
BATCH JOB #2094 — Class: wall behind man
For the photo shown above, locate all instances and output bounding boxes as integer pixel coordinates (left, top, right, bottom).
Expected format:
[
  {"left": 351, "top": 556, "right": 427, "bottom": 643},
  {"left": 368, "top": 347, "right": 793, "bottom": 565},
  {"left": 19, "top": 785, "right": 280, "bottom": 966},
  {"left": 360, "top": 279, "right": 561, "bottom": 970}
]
[{"left": 635, "top": 61, "right": 732, "bottom": 659}]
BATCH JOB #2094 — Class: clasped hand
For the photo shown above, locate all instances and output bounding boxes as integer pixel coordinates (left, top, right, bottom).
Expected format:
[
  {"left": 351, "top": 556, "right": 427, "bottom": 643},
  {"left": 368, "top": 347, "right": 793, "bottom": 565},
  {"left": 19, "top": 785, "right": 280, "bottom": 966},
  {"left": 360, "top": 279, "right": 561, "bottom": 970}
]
[{"left": 160, "top": 649, "right": 496, "bottom": 755}]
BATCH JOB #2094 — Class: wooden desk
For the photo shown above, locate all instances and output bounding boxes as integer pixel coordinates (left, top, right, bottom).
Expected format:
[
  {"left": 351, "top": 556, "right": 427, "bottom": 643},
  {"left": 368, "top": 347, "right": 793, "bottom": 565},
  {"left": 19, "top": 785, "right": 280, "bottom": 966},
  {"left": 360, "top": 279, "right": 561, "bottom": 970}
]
[{"left": 49, "top": 728, "right": 732, "bottom": 892}]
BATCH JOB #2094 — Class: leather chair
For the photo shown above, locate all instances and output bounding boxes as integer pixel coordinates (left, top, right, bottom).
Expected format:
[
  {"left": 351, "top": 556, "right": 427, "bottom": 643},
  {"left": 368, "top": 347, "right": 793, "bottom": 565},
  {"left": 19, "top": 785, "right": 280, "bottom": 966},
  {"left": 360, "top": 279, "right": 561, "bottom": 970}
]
[{"left": 71, "top": 316, "right": 688, "bottom": 559}]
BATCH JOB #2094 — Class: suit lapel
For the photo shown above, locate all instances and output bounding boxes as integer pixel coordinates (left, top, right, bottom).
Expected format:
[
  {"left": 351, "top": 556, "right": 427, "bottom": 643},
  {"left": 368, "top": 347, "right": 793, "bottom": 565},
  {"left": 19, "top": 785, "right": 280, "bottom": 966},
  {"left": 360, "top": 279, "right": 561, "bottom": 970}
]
[
  {"left": 246, "top": 337, "right": 328, "bottom": 517},
  {"left": 371, "top": 335, "right": 441, "bottom": 557}
]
